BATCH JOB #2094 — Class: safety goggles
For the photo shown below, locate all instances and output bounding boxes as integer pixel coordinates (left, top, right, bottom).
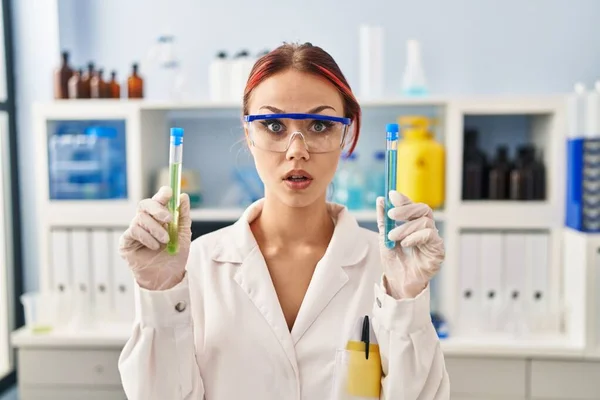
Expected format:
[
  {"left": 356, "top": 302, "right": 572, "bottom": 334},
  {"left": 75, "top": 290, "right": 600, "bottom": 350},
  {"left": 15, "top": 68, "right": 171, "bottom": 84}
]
[{"left": 243, "top": 113, "right": 352, "bottom": 153}]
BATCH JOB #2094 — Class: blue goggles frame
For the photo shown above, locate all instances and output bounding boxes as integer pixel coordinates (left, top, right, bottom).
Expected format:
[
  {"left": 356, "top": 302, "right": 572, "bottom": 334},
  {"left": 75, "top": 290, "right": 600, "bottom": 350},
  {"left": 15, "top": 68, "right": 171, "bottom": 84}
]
[{"left": 244, "top": 113, "right": 352, "bottom": 125}]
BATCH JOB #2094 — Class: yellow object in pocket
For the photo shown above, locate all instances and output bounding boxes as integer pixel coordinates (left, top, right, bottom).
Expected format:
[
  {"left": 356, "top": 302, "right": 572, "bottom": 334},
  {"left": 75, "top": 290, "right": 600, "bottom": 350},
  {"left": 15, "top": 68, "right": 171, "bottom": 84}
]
[{"left": 345, "top": 340, "right": 382, "bottom": 397}]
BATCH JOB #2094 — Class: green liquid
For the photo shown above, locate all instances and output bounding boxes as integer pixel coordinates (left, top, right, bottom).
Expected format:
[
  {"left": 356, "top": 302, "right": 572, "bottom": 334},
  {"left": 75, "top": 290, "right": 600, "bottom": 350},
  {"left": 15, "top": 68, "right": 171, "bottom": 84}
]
[{"left": 167, "top": 162, "right": 182, "bottom": 255}]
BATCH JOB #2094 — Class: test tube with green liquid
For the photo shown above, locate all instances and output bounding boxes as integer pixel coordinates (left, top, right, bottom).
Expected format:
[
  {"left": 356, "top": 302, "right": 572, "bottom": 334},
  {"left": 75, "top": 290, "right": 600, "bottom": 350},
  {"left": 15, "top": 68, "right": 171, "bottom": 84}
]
[{"left": 167, "top": 127, "right": 184, "bottom": 255}]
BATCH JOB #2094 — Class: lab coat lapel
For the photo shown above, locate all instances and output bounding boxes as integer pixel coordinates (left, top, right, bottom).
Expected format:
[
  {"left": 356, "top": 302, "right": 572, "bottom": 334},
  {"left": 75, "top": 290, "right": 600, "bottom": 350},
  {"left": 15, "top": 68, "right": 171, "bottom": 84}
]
[
  {"left": 291, "top": 205, "right": 369, "bottom": 345},
  {"left": 213, "top": 202, "right": 299, "bottom": 375}
]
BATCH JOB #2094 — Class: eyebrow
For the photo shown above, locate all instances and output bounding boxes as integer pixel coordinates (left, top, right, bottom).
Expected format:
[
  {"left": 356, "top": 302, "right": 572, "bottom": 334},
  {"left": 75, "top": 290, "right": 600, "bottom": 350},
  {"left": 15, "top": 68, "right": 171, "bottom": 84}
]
[{"left": 259, "top": 105, "right": 337, "bottom": 114}]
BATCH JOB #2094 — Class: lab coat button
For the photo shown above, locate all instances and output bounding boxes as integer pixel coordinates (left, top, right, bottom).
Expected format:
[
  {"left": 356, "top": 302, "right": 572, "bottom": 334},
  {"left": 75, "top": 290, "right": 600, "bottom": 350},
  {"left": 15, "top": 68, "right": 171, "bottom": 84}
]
[
  {"left": 376, "top": 297, "right": 382, "bottom": 308},
  {"left": 175, "top": 301, "right": 186, "bottom": 312}
]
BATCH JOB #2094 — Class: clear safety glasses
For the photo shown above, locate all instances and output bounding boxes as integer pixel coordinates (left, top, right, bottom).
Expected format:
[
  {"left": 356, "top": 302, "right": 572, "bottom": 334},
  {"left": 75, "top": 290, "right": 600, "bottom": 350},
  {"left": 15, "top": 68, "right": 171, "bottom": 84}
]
[{"left": 243, "top": 113, "right": 352, "bottom": 153}]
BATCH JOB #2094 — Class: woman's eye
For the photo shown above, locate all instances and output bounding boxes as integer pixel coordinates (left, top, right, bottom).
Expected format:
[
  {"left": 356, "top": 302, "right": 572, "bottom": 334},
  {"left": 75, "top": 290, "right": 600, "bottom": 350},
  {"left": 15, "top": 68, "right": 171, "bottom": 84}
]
[
  {"left": 312, "top": 121, "right": 331, "bottom": 133},
  {"left": 265, "top": 120, "right": 284, "bottom": 133}
]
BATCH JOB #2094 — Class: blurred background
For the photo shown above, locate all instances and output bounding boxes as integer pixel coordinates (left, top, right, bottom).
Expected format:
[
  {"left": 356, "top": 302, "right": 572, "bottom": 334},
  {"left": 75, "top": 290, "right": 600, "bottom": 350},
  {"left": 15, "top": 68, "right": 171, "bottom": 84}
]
[{"left": 0, "top": 0, "right": 599, "bottom": 399}]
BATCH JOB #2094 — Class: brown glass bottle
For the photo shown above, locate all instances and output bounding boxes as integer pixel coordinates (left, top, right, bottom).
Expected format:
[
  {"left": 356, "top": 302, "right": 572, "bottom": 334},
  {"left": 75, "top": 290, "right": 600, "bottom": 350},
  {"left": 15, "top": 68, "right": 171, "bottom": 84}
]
[
  {"left": 67, "top": 68, "right": 83, "bottom": 99},
  {"left": 79, "top": 62, "right": 95, "bottom": 99},
  {"left": 108, "top": 71, "right": 121, "bottom": 99},
  {"left": 510, "top": 146, "right": 535, "bottom": 200},
  {"left": 127, "top": 63, "right": 143, "bottom": 99},
  {"left": 91, "top": 68, "right": 109, "bottom": 98},
  {"left": 54, "top": 51, "right": 74, "bottom": 99},
  {"left": 488, "top": 146, "right": 511, "bottom": 200}
]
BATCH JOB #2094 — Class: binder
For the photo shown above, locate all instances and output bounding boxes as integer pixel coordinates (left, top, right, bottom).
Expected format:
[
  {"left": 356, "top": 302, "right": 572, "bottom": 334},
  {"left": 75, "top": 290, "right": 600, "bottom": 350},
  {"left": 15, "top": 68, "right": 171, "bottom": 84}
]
[
  {"left": 479, "top": 232, "right": 504, "bottom": 333},
  {"left": 525, "top": 232, "right": 550, "bottom": 332},
  {"left": 503, "top": 232, "right": 528, "bottom": 335},
  {"left": 91, "top": 229, "right": 112, "bottom": 321},
  {"left": 49, "top": 228, "right": 72, "bottom": 325},
  {"left": 458, "top": 232, "right": 481, "bottom": 334},
  {"left": 69, "top": 228, "right": 93, "bottom": 328},
  {"left": 110, "top": 229, "right": 135, "bottom": 322}
]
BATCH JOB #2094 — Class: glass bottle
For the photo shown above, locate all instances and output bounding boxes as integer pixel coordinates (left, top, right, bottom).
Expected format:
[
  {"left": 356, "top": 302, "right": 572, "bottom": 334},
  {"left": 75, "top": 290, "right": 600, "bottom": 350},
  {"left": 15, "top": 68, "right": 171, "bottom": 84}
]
[
  {"left": 79, "top": 62, "right": 95, "bottom": 99},
  {"left": 68, "top": 68, "right": 83, "bottom": 99},
  {"left": 108, "top": 71, "right": 121, "bottom": 99},
  {"left": 510, "top": 146, "right": 535, "bottom": 200},
  {"left": 54, "top": 51, "right": 74, "bottom": 99},
  {"left": 91, "top": 68, "right": 109, "bottom": 98},
  {"left": 488, "top": 146, "right": 511, "bottom": 200},
  {"left": 127, "top": 63, "right": 144, "bottom": 99},
  {"left": 462, "top": 128, "right": 488, "bottom": 200}
]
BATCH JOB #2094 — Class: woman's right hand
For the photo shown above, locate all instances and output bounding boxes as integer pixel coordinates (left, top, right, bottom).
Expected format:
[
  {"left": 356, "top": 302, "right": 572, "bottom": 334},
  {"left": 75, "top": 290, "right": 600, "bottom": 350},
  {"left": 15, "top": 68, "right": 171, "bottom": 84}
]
[{"left": 119, "top": 186, "right": 192, "bottom": 291}]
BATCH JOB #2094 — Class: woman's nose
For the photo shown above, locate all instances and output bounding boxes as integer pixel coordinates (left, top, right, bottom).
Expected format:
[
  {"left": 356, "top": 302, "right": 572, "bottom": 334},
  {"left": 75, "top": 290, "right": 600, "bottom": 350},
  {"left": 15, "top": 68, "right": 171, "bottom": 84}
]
[{"left": 285, "top": 132, "right": 310, "bottom": 160}]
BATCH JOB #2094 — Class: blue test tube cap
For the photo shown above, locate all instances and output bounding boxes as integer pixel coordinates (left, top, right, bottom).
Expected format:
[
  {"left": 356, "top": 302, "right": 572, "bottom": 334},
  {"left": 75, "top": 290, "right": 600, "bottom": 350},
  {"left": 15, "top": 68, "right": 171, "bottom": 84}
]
[
  {"left": 386, "top": 123, "right": 399, "bottom": 141},
  {"left": 170, "top": 127, "right": 184, "bottom": 145}
]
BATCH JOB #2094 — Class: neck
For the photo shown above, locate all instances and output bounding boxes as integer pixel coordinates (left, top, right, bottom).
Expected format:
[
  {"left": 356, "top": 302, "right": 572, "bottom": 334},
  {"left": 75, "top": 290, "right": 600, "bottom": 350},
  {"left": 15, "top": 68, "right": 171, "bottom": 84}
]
[{"left": 254, "top": 194, "right": 334, "bottom": 248}]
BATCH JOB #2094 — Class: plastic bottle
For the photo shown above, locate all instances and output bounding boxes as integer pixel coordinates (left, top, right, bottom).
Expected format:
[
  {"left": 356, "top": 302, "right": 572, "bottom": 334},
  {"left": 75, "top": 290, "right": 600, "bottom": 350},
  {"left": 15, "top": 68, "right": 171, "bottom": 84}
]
[
  {"left": 359, "top": 24, "right": 384, "bottom": 99},
  {"left": 90, "top": 68, "right": 108, "bottom": 99},
  {"left": 488, "top": 146, "right": 511, "bottom": 200},
  {"left": 209, "top": 51, "right": 230, "bottom": 102},
  {"left": 127, "top": 63, "right": 144, "bottom": 99},
  {"left": 108, "top": 71, "right": 121, "bottom": 99},
  {"left": 396, "top": 116, "right": 444, "bottom": 208},
  {"left": 334, "top": 153, "right": 364, "bottom": 210},
  {"left": 54, "top": 51, "right": 74, "bottom": 99},
  {"left": 365, "top": 150, "right": 386, "bottom": 208},
  {"left": 230, "top": 50, "right": 254, "bottom": 102},
  {"left": 462, "top": 128, "right": 488, "bottom": 200},
  {"left": 401, "top": 40, "right": 428, "bottom": 96},
  {"left": 67, "top": 68, "right": 83, "bottom": 99}
]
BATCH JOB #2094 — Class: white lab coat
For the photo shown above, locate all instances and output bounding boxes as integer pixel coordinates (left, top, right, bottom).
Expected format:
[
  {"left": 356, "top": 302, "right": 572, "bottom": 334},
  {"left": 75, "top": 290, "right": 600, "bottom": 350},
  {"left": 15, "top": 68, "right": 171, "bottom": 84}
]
[{"left": 118, "top": 200, "right": 450, "bottom": 399}]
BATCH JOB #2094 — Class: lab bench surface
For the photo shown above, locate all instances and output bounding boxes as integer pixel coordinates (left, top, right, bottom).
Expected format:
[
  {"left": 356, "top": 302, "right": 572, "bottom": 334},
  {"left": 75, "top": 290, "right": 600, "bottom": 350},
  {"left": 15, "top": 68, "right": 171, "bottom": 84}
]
[{"left": 11, "top": 326, "right": 600, "bottom": 400}]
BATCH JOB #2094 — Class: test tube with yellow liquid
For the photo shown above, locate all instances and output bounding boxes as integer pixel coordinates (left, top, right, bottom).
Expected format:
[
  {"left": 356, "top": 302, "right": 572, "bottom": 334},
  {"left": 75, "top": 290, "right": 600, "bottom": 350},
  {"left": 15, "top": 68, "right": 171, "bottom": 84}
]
[{"left": 167, "top": 127, "right": 184, "bottom": 255}]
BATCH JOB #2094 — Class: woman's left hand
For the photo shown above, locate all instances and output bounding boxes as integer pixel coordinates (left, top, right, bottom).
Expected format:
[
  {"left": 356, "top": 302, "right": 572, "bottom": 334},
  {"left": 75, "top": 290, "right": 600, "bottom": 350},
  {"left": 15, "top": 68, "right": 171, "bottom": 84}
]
[{"left": 376, "top": 191, "right": 445, "bottom": 299}]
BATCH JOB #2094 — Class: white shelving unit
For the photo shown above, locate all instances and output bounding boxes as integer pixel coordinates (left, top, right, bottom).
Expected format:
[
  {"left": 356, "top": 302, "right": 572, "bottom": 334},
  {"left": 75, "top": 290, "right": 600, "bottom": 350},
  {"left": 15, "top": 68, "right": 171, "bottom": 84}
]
[{"left": 14, "top": 95, "right": 600, "bottom": 399}]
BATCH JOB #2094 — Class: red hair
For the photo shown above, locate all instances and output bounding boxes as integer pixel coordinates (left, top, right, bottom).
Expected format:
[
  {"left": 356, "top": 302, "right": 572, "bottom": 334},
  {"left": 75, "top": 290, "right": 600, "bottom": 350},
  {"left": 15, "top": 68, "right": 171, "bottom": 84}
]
[{"left": 243, "top": 42, "right": 361, "bottom": 155}]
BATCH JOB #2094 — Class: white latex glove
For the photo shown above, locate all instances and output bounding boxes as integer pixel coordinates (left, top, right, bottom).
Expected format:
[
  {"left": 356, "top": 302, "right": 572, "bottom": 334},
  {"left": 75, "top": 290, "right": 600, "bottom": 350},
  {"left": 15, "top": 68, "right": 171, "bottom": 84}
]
[
  {"left": 119, "top": 186, "right": 192, "bottom": 291},
  {"left": 376, "top": 191, "right": 445, "bottom": 299}
]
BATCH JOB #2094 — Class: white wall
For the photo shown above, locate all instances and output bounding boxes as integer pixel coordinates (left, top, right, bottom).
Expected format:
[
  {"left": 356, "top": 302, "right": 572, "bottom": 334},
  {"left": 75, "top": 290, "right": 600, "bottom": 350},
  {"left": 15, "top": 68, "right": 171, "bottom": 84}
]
[
  {"left": 12, "top": 0, "right": 60, "bottom": 292},
  {"left": 58, "top": 0, "right": 600, "bottom": 99}
]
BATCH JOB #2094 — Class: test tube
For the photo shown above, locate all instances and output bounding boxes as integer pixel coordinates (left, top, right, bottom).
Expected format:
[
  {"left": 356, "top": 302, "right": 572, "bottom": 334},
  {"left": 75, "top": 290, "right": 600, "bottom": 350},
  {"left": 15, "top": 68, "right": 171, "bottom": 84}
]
[
  {"left": 384, "top": 123, "right": 399, "bottom": 249},
  {"left": 167, "top": 127, "right": 184, "bottom": 255}
]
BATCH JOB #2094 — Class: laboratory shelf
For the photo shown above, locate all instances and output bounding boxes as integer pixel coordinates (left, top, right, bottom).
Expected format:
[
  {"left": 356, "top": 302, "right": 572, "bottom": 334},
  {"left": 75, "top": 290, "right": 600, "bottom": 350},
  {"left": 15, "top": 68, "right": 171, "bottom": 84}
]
[
  {"left": 189, "top": 207, "right": 446, "bottom": 223},
  {"left": 45, "top": 201, "right": 135, "bottom": 227},
  {"left": 440, "top": 335, "right": 586, "bottom": 359},
  {"left": 454, "top": 201, "right": 559, "bottom": 229}
]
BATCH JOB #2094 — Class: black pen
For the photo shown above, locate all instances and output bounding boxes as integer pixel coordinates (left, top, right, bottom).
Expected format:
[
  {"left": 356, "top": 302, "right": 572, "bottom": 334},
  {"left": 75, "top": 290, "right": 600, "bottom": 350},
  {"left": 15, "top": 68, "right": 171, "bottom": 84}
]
[{"left": 361, "top": 315, "right": 370, "bottom": 359}]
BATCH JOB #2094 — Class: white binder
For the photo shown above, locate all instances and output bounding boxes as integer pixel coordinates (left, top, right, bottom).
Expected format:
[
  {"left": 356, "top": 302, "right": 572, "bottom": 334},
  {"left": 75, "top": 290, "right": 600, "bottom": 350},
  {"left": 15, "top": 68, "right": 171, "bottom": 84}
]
[
  {"left": 479, "top": 232, "right": 504, "bottom": 333},
  {"left": 91, "top": 229, "right": 113, "bottom": 321},
  {"left": 458, "top": 232, "right": 481, "bottom": 334},
  {"left": 110, "top": 229, "right": 135, "bottom": 322}
]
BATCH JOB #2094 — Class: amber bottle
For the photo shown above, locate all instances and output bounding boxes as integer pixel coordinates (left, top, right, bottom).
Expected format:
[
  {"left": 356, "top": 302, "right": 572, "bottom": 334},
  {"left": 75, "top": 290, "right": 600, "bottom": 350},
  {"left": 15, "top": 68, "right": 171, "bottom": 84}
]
[
  {"left": 108, "top": 71, "right": 121, "bottom": 99},
  {"left": 91, "top": 68, "right": 109, "bottom": 98},
  {"left": 79, "top": 62, "right": 95, "bottom": 99},
  {"left": 67, "top": 68, "right": 83, "bottom": 99},
  {"left": 54, "top": 51, "right": 74, "bottom": 99},
  {"left": 127, "top": 63, "right": 143, "bottom": 99}
]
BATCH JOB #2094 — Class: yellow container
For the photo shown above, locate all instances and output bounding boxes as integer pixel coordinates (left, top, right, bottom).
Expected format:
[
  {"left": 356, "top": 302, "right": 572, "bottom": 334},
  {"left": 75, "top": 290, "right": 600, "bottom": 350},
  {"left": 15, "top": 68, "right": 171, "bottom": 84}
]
[{"left": 396, "top": 116, "right": 445, "bottom": 209}]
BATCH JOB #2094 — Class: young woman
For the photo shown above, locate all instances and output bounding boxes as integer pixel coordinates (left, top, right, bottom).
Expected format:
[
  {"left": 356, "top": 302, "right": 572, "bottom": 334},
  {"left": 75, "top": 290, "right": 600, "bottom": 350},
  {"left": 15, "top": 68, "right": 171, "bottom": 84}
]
[{"left": 118, "top": 42, "right": 449, "bottom": 399}]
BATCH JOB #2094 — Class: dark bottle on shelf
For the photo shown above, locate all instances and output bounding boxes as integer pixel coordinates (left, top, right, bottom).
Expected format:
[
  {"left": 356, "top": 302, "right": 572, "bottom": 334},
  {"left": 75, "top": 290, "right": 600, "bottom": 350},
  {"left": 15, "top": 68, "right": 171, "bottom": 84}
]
[
  {"left": 462, "top": 128, "right": 488, "bottom": 200},
  {"left": 532, "top": 148, "right": 546, "bottom": 200},
  {"left": 488, "top": 145, "right": 511, "bottom": 200},
  {"left": 109, "top": 71, "right": 121, "bottom": 99},
  {"left": 79, "top": 62, "right": 95, "bottom": 99},
  {"left": 54, "top": 51, "right": 74, "bottom": 99},
  {"left": 91, "top": 68, "right": 109, "bottom": 98},
  {"left": 510, "top": 146, "right": 535, "bottom": 200},
  {"left": 127, "top": 63, "right": 144, "bottom": 99},
  {"left": 67, "top": 68, "right": 83, "bottom": 99}
]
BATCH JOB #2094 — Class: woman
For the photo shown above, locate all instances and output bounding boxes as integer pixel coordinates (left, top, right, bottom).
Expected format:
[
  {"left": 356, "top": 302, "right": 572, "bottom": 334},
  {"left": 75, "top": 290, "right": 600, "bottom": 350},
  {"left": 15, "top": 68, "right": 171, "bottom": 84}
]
[{"left": 118, "top": 42, "right": 449, "bottom": 399}]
